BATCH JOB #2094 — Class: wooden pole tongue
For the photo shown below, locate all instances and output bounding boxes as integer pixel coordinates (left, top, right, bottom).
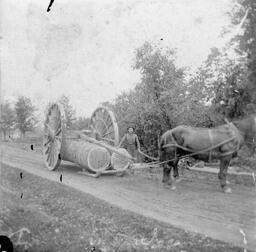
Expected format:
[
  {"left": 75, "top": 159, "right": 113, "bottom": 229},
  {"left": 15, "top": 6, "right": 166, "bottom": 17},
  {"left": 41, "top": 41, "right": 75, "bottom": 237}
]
[{"left": 224, "top": 118, "right": 231, "bottom": 124}]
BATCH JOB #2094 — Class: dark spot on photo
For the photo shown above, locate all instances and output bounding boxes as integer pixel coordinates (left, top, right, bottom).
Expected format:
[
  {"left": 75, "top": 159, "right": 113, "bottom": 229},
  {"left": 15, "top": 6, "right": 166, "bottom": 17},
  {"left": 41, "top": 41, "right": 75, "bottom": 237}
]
[
  {"left": 60, "top": 174, "right": 62, "bottom": 182},
  {"left": 0, "top": 235, "right": 14, "bottom": 252},
  {"left": 30, "top": 144, "right": 34, "bottom": 150},
  {"left": 47, "top": 0, "right": 55, "bottom": 12},
  {"left": 20, "top": 172, "right": 23, "bottom": 179}
]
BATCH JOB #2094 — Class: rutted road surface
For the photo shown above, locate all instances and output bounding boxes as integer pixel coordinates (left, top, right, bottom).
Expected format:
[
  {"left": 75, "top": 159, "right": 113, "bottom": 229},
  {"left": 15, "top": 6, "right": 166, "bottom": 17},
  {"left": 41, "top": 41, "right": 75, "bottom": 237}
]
[{"left": 1, "top": 144, "right": 256, "bottom": 251}]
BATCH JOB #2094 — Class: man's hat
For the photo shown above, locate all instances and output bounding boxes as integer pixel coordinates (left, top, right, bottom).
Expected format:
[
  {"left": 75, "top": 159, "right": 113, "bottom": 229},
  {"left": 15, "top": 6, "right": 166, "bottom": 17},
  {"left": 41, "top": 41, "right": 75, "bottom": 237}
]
[{"left": 127, "top": 126, "right": 135, "bottom": 130}]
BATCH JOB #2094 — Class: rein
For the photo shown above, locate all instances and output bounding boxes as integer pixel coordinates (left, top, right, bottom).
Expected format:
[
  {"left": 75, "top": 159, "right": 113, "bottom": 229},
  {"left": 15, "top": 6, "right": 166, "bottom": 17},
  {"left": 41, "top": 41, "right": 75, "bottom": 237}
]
[
  {"left": 138, "top": 149, "right": 158, "bottom": 161},
  {"left": 157, "top": 135, "right": 239, "bottom": 166}
]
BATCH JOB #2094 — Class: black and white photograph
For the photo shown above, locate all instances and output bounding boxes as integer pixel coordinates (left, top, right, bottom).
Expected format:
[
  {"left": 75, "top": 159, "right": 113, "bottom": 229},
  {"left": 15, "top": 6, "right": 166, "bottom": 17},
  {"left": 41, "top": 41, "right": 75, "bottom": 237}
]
[{"left": 0, "top": 0, "right": 256, "bottom": 251}]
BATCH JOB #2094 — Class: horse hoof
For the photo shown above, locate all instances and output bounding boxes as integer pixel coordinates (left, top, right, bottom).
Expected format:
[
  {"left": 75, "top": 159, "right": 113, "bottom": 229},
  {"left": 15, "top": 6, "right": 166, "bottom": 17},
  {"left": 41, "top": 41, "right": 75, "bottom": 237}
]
[
  {"left": 129, "top": 170, "right": 135, "bottom": 175},
  {"left": 175, "top": 177, "right": 182, "bottom": 183},
  {"left": 162, "top": 179, "right": 168, "bottom": 183},
  {"left": 223, "top": 187, "right": 232, "bottom": 193},
  {"left": 170, "top": 185, "right": 176, "bottom": 190}
]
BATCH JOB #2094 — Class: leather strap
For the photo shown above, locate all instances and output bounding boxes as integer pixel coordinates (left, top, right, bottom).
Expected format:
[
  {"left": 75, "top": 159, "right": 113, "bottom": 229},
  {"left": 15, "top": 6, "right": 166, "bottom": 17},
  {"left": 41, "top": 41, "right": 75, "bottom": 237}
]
[{"left": 208, "top": 129, "right": 214, "bottom": 162}]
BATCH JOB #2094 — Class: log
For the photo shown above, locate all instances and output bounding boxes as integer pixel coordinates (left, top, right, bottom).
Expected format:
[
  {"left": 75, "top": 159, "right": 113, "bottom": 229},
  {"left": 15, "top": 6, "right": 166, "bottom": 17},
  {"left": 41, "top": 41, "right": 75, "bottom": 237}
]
[
  {"left": 111, "top": 148, "right": 132, "bottom": 171},
  {"left": 78, "top": 133, "right": 136, "bottom": 161},
  {"left": 60, "top": 138, "right": 110, "bottom": 173}
]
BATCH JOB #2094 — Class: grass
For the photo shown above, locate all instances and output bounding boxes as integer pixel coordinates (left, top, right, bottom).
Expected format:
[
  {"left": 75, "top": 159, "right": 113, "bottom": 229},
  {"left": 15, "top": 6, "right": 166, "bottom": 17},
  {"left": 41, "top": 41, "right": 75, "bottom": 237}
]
[{"left": 0, "top": 163, "right": 247, "bottom": 252}]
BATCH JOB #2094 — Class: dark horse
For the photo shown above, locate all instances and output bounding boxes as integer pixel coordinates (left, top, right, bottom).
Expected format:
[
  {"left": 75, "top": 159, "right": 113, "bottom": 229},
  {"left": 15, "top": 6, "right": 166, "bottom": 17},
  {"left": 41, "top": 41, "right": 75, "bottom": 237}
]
[{"left": 159, "top": 114, "right": 256, "bottom": 193}]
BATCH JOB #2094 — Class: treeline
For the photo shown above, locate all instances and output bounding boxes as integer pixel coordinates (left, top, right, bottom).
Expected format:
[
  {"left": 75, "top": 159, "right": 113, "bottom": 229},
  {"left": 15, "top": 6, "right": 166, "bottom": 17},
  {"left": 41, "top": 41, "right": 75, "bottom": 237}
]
[
  {"left": 1, "top": 96, "right": 37, "bottom": 140},
  {"left": 0, "top": 95, "right": 90, "bottom": 140},
  {"left": 104, "top": 0, "right": 256, "bottom": 157}
]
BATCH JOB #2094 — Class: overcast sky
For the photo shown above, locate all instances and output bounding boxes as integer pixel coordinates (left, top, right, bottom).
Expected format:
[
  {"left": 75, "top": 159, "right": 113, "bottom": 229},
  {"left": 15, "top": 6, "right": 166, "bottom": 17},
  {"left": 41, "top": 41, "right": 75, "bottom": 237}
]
[{"left": 1, "top": 0, "right": 233, "bottom": 119}]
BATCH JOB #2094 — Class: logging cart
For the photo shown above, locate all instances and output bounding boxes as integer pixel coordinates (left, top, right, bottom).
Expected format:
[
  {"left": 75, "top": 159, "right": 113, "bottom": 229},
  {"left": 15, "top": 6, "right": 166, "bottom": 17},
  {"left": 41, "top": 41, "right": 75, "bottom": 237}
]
[{"left": 43, "top": 103, "right": 136, "bottom": 177}]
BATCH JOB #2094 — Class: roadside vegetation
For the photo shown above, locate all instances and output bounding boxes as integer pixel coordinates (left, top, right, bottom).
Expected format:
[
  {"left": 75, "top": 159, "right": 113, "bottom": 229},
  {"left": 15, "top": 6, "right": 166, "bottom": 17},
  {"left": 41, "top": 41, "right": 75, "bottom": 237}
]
[{"left": 1, "top": 163, "right": 247, "bottom": 252}]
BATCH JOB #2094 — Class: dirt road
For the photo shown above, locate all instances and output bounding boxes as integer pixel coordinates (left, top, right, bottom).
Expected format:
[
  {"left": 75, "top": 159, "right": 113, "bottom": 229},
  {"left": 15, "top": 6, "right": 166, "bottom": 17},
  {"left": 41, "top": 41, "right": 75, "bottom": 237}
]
[{"left": 1, "top": 144, "right": 256, "bottom": 251}]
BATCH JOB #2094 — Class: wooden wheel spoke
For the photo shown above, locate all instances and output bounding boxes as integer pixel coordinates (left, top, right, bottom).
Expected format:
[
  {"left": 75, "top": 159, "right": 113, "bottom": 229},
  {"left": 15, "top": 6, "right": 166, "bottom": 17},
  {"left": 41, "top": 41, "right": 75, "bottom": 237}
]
[
  {"left": 46, "top": 148, "right": 52, "bottom": 162},
  {"left": 104, "top": 116, "right": 112, "bottom": 127},
  {"left": 46, "top": 124, "right": 55, "bottom": 135},
  {"left": 49, "top": 142, "right": 55, "bottom": 167},
  {"left": 102, "top": 129, "right": 114, "bottom": 137},
  {"left": 102, "top": 137, "right": 115, "bottom": 143},
  {"left": 49, "top": 153, "right": 54, "bottom": 167},
  {"left": 55, "top": 127, "right": 61, "bottom": 136},
  {"left": 55, "top": 135, "right": 61, "bottom": 141},
  {"left": 94, "top": 118, "right": 108, "bottom": 135},
  {"left": 44, "top": 138, "right": 52, "bottom": 147},
  {"left": 44, "top": 143, "right": 52, "bottom": 154}
]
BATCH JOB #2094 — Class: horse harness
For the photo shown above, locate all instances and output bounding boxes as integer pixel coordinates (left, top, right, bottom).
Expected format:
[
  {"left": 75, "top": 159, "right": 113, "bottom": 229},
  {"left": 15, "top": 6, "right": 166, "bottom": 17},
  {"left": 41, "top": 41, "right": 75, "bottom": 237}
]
[
  {"left": 208, "top": 129, "right": 214, "bottom": 163},
  {"left": 160, "top": 122, "right": 241, "bottom": 166}
]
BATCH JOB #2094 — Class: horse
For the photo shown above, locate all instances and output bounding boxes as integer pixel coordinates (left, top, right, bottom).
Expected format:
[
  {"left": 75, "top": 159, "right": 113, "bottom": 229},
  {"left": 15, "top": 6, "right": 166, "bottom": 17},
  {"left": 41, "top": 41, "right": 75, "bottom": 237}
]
[{"left": 159, "top": 114, "right": 256, "bottom": 193}]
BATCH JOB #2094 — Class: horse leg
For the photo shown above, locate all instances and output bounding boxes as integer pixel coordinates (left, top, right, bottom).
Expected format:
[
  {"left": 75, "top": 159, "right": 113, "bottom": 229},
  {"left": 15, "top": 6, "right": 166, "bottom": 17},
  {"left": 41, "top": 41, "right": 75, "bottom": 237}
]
[
  {"left": 218, "top": 157, "right": 232, "bottom": 193},
  {"left": 167, "top": 162, "right": 176, "bottom": 190},
  {"left": 162, "top": 163, "right": 176, "bottom": 190},
  {"left": 173, "top": 160, "right": 181, "bottom": 183},
  {"left": 162, "top": 163, "right": 171, "bottom": 183},
  {"left": 173, "top": 160, "right": 179, "bottom": 178}
]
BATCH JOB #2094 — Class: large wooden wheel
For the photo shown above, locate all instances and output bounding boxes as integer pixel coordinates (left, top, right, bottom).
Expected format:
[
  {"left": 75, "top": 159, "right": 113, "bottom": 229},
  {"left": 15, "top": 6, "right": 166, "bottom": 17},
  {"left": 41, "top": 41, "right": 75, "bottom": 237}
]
[
  {"left": 90, "top": 106, "right": 119, "bottom": 147},
  {"left": 43, "top": 103, "right": 65, "bottom": 171}
]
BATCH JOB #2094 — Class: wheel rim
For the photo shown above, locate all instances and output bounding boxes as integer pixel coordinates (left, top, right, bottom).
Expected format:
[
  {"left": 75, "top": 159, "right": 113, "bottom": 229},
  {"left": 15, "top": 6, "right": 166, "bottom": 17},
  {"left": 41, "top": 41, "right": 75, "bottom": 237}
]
[{"left": 43, "top": 103, "right": 65, "bottom": 171}]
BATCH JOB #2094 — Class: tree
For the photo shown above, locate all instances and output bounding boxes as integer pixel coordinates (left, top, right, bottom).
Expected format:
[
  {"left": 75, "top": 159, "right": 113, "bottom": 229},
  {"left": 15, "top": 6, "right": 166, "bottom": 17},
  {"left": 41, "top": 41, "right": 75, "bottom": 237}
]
[
  {"left": 58, "top": 95, "right": 76, "bottom": 129},
  {"left": 228, "top": 0, "right": 256, "bottom": 113},
  {"left": 190, "top": 45, "right": 251, "bottom": 121},
  {"left": 0, "top": 101, "right": 16, "bottom": 140},
  {"left": 232, "top": 0, "right": 256, "bottom": 90},
  {"left": 15, "top": 96, "right": 37, "bottom": 137},
  {"left": 108, "top": 42, "right": 188, "bottom": 157},
  {"left": 133, "top": 42, "right": 185, "bottom": 128}
]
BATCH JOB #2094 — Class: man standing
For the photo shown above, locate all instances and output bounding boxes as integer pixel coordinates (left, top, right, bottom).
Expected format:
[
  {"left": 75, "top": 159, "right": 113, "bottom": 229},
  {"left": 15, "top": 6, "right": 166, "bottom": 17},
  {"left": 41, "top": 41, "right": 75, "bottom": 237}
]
[{"left": 118, "top": 126, "right": 140, "bottom": 162}]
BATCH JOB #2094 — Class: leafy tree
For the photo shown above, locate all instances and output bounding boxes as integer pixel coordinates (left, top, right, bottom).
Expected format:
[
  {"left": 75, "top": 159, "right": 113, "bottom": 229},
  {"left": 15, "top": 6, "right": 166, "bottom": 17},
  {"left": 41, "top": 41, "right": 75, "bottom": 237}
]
[
  {"left": 232, "top": 0, "right": 256, "bottom": 90},
  {"left": 58, "top": 95, "right": 76, "bottom": 129},
  {"left": 0, "top": 101, "right": 16, "bottom": 140},
  {"left": 191, "top": 45, "right": 250, "bottom": 121},
  {"left": 133, "top": 42, "right": 184, "bottom": 128},
  {"left": 108, "top": 42, "right": 188, "bottom": 157},
  {"left": 15, "top": 96, "right": 37, "bottom": 137},
  {"left": 227, "top": 0, "right": 256, "bottom": 114}
]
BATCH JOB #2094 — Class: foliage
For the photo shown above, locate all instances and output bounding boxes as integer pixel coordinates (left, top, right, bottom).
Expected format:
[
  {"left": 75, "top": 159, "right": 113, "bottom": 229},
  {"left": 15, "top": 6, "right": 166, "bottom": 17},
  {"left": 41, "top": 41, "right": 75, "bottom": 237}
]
[
  {"left": 58, "top": 95, "right": 76, "bottom": 129},
  {"left": 0, "top": 101, "right": 16, "bottom": 140},
  {"left": 14, "top": 96, "right": 37, "bottom": 137},
  {"left": 232, "top": 0, "right": 256, "bottom": 91},
  {"left": 109, "top": 42, "right": 214, "bottom": 157},
  {"left": 228, "top": 0, "right": 256, "bottom": 114},
  {"left": 73, "top": 116, "right": 90, "bottom": 130},
  {"left": 191, "top": 47, "right": 251, "bottom": 120}
]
